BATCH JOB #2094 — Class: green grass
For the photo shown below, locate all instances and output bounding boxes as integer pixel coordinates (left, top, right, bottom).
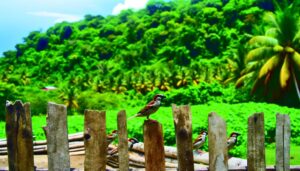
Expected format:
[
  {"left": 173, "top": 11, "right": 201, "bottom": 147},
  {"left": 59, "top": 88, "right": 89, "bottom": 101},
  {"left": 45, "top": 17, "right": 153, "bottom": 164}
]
[
  {"left": 266, "top": 144, "right": 300, "bottom": 165},
  {"left": 0, "top": 102, "right": 299, "bottom": 165}
]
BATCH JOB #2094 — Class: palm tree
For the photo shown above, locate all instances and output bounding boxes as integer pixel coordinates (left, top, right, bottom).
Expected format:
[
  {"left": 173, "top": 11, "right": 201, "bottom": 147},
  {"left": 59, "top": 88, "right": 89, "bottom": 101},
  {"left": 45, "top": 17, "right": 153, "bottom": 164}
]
[
  {"left": 237, "top": 1, "right": 300, "bottom": 104},
  {"left": 59, "top": 85, "right": 79, "bottom": 114}
]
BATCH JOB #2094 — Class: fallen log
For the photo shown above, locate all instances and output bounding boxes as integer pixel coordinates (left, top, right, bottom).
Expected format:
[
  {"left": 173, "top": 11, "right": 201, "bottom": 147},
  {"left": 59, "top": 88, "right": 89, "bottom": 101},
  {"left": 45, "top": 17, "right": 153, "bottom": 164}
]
[{"left": 129, "top": 142, "right": 247, "bottom": 168}]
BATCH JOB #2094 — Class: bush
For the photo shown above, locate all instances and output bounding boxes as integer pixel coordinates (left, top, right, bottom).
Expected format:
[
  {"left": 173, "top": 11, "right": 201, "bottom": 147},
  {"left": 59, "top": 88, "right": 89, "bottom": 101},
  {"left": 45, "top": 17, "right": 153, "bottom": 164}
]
[
  {"left": 146, "top": 82, "right": 252, "bottom": 106},
  {"left": 20, "top": 86, "right": 60, "bottom": 116},
  {"left": 77, "top": 91, "right": 125, "bottom": 113},
  {"left": 0, "top": 82, "right": 20, "bottom": 120}
]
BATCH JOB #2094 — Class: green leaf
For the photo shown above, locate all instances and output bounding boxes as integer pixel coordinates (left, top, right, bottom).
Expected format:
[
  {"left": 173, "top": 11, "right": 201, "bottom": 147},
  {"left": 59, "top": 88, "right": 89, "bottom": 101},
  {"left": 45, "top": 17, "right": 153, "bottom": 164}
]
[
  {"left": 245, "top": 47, "right": 273, "bottom": 63},
  {"left": 280, "top": 56, "right": 291, "bottom": 88},
  {"left": 249, "top": 36, "right": 278, "bottom": 46},
  {"left": 258, "top": 55, "right": 280, "bottom": 78}
]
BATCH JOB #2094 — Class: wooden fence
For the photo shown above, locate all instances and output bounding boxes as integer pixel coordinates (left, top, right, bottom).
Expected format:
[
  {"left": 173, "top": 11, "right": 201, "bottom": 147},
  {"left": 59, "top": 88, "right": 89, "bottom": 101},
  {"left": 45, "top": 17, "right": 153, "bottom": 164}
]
[{"left": 1, "top": 100, "right": 299, "bottom": 171}]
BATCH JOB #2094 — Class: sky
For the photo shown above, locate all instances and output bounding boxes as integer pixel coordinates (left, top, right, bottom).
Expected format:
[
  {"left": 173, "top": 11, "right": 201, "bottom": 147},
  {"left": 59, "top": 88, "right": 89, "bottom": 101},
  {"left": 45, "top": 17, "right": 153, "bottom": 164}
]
[{"left": 0, "top": 0, "right": 149, "bottom": 56}]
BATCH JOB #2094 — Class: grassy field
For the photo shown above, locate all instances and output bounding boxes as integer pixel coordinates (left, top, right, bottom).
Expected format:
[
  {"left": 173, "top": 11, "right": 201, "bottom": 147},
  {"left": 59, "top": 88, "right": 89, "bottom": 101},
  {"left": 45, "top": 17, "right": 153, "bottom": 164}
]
[{"left": 0, "top": 102, "right": 299, "bottom": 164}]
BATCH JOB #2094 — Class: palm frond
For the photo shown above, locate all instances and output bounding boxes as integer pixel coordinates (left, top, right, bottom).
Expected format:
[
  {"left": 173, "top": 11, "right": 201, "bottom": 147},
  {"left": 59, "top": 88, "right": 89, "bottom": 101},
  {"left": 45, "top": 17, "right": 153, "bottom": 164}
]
[
  {"left": 292, "top": 52, "right": 300, "bottom": 68},
  {"left": 249, "top": 36, "right": 278, "bottom": 46},
  {"left": 263, "top": 12, "right": 281, "bottom": 31},
  {"left": 265, "top": 28, "right": 280, "bottom": 37},
  {"left": 242, "top": 61, "right": 261, "bottom": 75},
  {"left": 235, "top": 72, "right": 254, "bottom": 88},
  {"left": 258, "top": 55, "right": 281, "bottom": 78},
  {"left": 280, "top": 55, "right": 291, "bottom": 88},
  {"left": 292, "top": 30, "right": 300, "bottom": 43},
  {"left": 245, "top": 47, "right": 273, "bottom": 63}
]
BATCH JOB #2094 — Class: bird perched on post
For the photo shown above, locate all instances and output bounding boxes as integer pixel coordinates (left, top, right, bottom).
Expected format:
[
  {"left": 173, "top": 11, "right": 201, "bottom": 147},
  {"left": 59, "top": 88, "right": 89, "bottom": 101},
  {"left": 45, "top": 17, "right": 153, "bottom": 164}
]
[
  {"left": 127, "top": 94, "right": 166, "bottom": 120},
  {"left": 193, "top": 131, "right": 207, "bottom": 151},
  {"left": 227, "top": 132, "right": 241, "bottom": 150}
]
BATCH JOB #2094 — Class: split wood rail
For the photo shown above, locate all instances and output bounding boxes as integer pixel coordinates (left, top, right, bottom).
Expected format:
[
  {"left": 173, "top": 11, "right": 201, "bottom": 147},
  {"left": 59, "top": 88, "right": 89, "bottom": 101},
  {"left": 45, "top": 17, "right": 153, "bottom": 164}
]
[{"left": 1, "top": 100, "right": 298, "bottom": 171}]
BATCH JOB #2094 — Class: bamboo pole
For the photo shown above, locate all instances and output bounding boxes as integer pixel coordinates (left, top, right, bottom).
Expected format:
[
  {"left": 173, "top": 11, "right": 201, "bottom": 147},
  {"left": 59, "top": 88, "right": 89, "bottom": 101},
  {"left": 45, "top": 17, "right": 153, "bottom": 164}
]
[
  {"left": 247, "top": 113, "right": 265, "bottom": 171},
  {"left": 84, "top": 110, "right": 106, "bottom": 171},
  {"left": 117, "top": 110, "right": 129, "bottom": 171},
  {"left": 276, "top": 113, "right": 290, "bottom": 171},
  {"left": 43, "top": 102, "right": 70, "bottom": 171},
  {"left": 5, "top": 100, "right": 34, "bottom": 171},
  {"left": 143, "top": 120, "right": 165, "bottom": 171},
  {"left": 172, "top": 104, "right": 194, "bottom": 171},
  {"left": 208, "top": 112, "right": 228, "bottom": 171}
]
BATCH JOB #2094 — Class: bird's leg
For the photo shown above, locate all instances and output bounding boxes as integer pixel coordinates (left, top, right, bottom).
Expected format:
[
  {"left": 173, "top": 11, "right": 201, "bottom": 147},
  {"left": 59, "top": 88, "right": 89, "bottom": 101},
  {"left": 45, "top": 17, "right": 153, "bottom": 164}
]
[{"left": 146, "top": 116, "right": 158, "bottom": 123}]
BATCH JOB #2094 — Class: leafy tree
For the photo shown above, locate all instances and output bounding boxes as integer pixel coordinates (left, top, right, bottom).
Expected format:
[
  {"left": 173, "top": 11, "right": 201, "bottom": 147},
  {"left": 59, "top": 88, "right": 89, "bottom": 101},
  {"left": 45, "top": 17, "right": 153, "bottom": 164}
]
[{"left": 237, "top": 1, "right": 300, "bottom": 106}]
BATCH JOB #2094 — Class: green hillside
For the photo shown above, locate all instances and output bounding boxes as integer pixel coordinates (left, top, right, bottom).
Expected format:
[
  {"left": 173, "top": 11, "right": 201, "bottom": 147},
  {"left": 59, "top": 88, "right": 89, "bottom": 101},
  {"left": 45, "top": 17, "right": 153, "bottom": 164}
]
[{"left": 0, "top": 0, "right": 300, "bottom": 118}]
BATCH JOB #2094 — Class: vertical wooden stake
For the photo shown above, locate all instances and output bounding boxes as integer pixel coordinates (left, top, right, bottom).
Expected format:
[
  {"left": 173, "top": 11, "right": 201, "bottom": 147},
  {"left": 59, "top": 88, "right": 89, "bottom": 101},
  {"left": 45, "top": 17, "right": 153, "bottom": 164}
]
[
  {"left": 84, "top": 110, "right": 106, "bottom": 171},
  {"left": 247, "top": 113, "right": 265, "bottom": 171},
  {"left": 172, "top": 104, "right": 194, "bottom": 171},
  {"left": 43, "top": 102, "right": 70, "bottom": 171},
  {"left": 143, "top": 120, "right": 165, "bottom": 171},
  {"left": 276, "top": 113, "right": 290, "bottom": 171},
  {"left": 5, "top": 100, "right": 34, "bottom": 171},
  {"left": 208, "top": 112, "right": 228, "bottom": 171},
  {"left": 117, "top": 110, "right": 129, "bottom": 171}
]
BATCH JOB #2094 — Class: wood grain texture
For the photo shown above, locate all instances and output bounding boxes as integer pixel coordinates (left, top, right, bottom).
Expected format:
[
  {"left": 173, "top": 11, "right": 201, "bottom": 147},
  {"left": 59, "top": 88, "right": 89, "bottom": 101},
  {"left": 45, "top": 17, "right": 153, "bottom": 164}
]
[
  {"left": 208, "top": 112, "right": 228, "bottom": 171},
  {"left": 5, "top": 100, "right": 34, "bottom": 171},
  {"left": 143, "top": 120, "right": 165, "bottom": 171},
  {"left": 43, "top": 102, "right": 70, "bottom": 171},
  {"left": 84, "top": 110, "right": 106, "bottom": 171},
  {"left": 247, "top": 113, "right": 265, "bottom": 171},
  {"left": 117, "top": 110, "right": 129, "bottom": 171},
  {"left": 172, "top": 104, "right": 194, "bottom": 171},
  {"left": 276, "top": 113, "right": 290, "bottom": 171}
]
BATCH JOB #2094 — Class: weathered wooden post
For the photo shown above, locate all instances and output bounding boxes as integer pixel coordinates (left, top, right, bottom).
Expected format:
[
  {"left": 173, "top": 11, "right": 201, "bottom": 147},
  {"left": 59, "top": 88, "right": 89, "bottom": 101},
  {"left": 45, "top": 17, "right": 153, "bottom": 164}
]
[
  {"left": 5, "top": 100, "right": 34, "bottom": 171},
  {"left": 248, "top": 113, "right": 265, "bottom": 171},
  {"left": 172, "top": 104, "right": 194, "bottom": 171},
  {"left": 276, "top": 113, "right": 290, "bottom": 171},
  {"left": 43, "top": 102, "right": 70, "bottom": 171},
  {"left": 143, "top": 120, "right": 165, "bottom": 171},
  {"left": 84, "top": 110, "right": 106, "bottom": 171},
  {"left": 208, "top": 112, "right": 228, "bottom": 171},
  {"left": 117, "top": 110, "right": 129, "bottom": 171}
]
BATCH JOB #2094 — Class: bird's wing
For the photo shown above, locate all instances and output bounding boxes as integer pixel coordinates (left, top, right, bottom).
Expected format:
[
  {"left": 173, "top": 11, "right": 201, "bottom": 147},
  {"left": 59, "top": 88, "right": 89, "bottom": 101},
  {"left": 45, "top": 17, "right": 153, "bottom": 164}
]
[
  {"left": 138, "top": 100, "right": 156, "bottom": 114},
  {"left": 193, "top": 135, "right": 203, "bottom": 144}
]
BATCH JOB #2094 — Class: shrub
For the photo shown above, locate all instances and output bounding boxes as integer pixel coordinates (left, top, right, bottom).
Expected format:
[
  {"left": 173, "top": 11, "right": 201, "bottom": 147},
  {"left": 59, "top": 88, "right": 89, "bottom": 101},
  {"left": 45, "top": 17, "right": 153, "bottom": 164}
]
[
  {"left": 0, "top": 82, "right": 20, "bottom": 120},
  {"left": 77, "top": 91, "right": 125, "bottom": 113},
  {"left": 20, "top": 86, "right": 60, "bottom": 116},
  {"left": 146, "top": 82, "right": 252, "bottom": 106}
]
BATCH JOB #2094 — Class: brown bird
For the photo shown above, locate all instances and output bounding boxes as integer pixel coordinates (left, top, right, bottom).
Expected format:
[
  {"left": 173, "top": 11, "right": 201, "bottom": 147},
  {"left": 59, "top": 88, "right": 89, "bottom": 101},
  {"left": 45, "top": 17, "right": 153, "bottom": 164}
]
[
  {"left": 128, "top": 94, "right": 166, "bottom": 120},
  {"left": 193, "top": 131, "right": 207, "bottom": 151},
  {"left": 108, "top": 137, "right": 140, "bottom": 156},
  {"left": 227, "top": 132, "right": 241, "bottom": 150},
  {"left": 107, "top": 130, "right": 118, "bottom": 146}
]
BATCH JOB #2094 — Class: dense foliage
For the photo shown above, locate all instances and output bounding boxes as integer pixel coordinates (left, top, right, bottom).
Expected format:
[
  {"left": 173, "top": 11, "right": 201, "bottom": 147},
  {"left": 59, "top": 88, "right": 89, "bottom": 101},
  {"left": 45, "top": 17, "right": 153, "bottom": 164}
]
[{"left": 0, "top": 0, "right": 299, "bottom": 119}]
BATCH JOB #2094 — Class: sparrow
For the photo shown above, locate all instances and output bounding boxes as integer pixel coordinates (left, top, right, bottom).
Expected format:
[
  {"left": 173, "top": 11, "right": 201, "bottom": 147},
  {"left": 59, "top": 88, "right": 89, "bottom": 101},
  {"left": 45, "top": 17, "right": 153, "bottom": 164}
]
[
  {"left": 193, "top": 131, "right": 207, "bottom": 150},
  {"left": 127, "top": 94, "right": 166, "bottom": 120},
  {"left": 108, "top": 137, "right": 140, "bottom": 156},
  {"left": 107, "top": 130, "right": 118, "bottom": 146},
  {"left": 227, "top": 132, "right": 241, "bottom": 150},
  {"left": 128, "top": 137, "right": 139, "bottom": 150}
]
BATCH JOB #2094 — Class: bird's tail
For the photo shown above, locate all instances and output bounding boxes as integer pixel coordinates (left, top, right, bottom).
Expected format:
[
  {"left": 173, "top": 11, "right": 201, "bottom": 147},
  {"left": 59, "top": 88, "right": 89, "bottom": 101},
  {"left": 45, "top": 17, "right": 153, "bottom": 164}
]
[{"left": 127, "top": 115, "right": 137, "bottom": 120}]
